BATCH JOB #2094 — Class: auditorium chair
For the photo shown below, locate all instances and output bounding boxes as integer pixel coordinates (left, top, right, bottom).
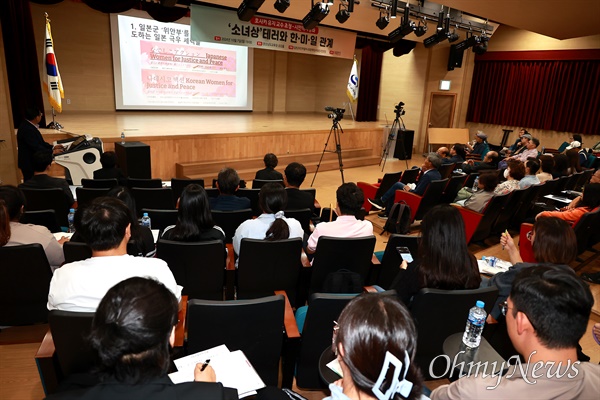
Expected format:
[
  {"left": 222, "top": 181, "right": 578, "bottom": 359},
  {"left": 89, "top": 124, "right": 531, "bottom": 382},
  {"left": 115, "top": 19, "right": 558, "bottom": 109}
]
[
  {"left": 440, "top": 174, "right": 467, "bottom": 204},
  {"left": 463, "top": 173, "right": 479, "bottom": 190},
  {"left": 400, "top": 167, "right": 421, "bottom": 184},
  {"left": 283, "top": 208, "right": 312, "bottom": 235},
  {"left": 211, "top": 209, "right": 253, "bottom": 243},
  {"left": 126, "top": 177, "right": 162, "bottom": 188},
  {"left": 156, "top": 239, "right": 226, "bottom": 300},
  {"left": 572, "top": 206, "right": 600, "bottom": 259},
  {"left": 63, "top": 241, "right": 93, "bottom": 264},
  {"left": 564, "top": 172, "right": 583, "bottom": 191},
  {"left": 375, "top": 234, "right": 420, "bottom": 289},
  {"left": 357, "top": 170, "right": 402, "bottom": 212},
  {"left": 453, "top": 205, "right": 484, "bottom": 244},
  {"left": 236, "top": 238, "right": 303, "bottom": 307},
  {"left": 438, "top": 162, "right": 456, "bottom": 179},
  {"left": 20, "top": 209, "right": 61, "bottom": 233},
  {"left": 140, "top": 208, "right": 178, "bottom": 232},
  {"left": 75, "top": 187, "right": 110, "bottom": 208},
  {"left": 81, "top": 178, "right": 118, "bottom": 189},
  {"left": 131, "top": 187, "right": 175, "bottom": 217},
  {"left": 491, "top": 188, "right": 528, "bottom": 235},
  {"left": 392, "top": 178, "right": 449, "bottom": 222},
  {"left": 410, "top": 286, "right": 499, "bottom": 379},
  {"left": 186, "top": 295, "right": 287, "bottom": 387},
  {"left": 20, "top": 188, "right": 71, "bottom": 227},
  {"left": 236, "top": 188, "right": 261, "bottom": 216},
  {"left": 308, "top": 236, "right": 376, "bottom": 295},
  {"left": 469, "top": 193, "right": 510, "bottom": 243},
  {"left": 251, "top": 179, "right": 284, "bottom": 189},
  {"left": 575, "top": 169, "right": 594, "bottom": 191},
  {"left": 0, "top": 244, "right": 52, "bottom": 326},
  {"left": 510, "top": 184, "right": 541, "bottom": 227},
  {"left": 518, "top": 223, "right": 536, "bottom": 263},
  {"left": 170, "top": 178, "right": 204, "bottom": 202}
]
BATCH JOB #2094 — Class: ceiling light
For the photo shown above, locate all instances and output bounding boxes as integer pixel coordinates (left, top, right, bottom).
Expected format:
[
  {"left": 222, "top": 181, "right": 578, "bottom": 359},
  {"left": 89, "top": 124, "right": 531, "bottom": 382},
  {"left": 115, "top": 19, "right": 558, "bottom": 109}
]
[
  {"left": 390, "top": 0, "right": 398, "bottom": 18},
  {"left": 376, "top": 14, "right": 389, "bottom": 30},
  {"left": 447, "top": 29, "right": 459, "bottom": 43},
  {"left": 336, "top": 7, "right": 350, "bottom": 23},
  {"left": 389, "top": 7, "right": 415, "bottom": 43},
  {"left": 273, "top": 0, "right": 289, "bottom": 13},
  {"left": 414, "top": 19, "right": 427, "bottom": 37},
  {"left": 424, "top": 12, "right": 449, "bottom": 48},
  {"left": 302, "top": 2, "right": 330, "bottom": 30},
  {"left": 237, "top": 0, "right": 265, "bottom": 21},
  {"left": 473, "top": 35, "right": 489, "bottom": 55}
]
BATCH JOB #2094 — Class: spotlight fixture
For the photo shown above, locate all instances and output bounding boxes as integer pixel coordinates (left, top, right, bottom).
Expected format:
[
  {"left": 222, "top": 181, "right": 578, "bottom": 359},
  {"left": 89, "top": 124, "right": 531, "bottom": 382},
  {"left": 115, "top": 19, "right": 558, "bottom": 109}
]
[
  {"left": 390, "top": 0, "right": 398, "bottom": 18},
  {"left": 273, "top": 0, "right": 289, "bottom": 13},
  {"left": 237, "top": 0, "right": 265, "bottom": 21},
  {"left": 336, "top": 6, "right": 350, "bottom": 23},
  {"left": 302, "top": 2, "right": 330, "bottom": 30},
  {"left": 423, "top": 10, "right": 449, "bottom": 48},
  {"left": 376, "top": 9, "right": 390, "bottom": 30},
  {"left": 414, "top": 19, "right": 427, "bottom": 37},
  {"left": 388, "top": 5, "right": 415, "bottom": 43},
  {"left": 447, "top": 28, "right": 459, "bottom": 43},
  {"left": 473, "top": 34, "right": 489, "bottom": 55}
]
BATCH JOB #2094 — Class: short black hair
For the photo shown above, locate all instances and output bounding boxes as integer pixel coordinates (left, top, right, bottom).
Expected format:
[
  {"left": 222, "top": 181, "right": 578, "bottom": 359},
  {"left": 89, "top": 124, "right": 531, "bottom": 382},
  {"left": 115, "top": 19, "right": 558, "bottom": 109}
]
[
  {"left": 284, "top": 162, "right": 307, "bottom": 187},
  {"left": 100, "top": 151, "right": 118, "bottom": 169},
  {"left": 510, "top": 265, "right": 593, "bottom": 349},
  {"left": 264, "top": 153, "right": 278, "bottom": 169},
  {"left": 75, "top": 197, "right": 130, "bottom": 251},
  {"left": 24, "top": 106, "right": 41, "bottom": 121},
  {"left": 0, "top": 185, "right": 26, "bottom": 219},
  {"left": 525, "top": 159, "right": 540, "bottom": 175},
  {"left": 478, "top": 171, "right": 498, "bottom": 192},
  {"left": 452, "top": 143, "right": 467, "bottom": 160},
  {"left": 217, "top": 167, "right": 240, "bottom": 195},
  {"left": 531, "top": 137, "right": 540, "bottom": 147},
  {"left": 32, "top": 150, "right": 53, "bottom": 172},
  {"left": 336, "top": 183, "right": 364, "bottom": 216},
  {"left": 90, "top": 277, "right": 178, "bottom": 384}
]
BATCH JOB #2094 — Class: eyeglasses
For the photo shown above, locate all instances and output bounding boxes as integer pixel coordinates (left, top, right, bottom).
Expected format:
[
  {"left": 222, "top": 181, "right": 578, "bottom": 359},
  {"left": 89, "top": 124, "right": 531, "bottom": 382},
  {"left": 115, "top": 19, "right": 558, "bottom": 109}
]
[{"left": 500, "top": 301, "right": 510, "bottom": 316}]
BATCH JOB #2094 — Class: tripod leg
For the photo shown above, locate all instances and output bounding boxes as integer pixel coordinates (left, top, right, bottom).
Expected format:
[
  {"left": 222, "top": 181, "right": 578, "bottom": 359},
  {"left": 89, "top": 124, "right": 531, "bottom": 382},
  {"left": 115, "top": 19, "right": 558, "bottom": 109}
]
[
  {"left": 335, "top": 124, "right": 345, "bottom": 183},
  {"left": 381, "top": 119, "right": 398, "bottom": 171},
  {"left": 311, "top": 127, "right": 334, "bottom": 187}
]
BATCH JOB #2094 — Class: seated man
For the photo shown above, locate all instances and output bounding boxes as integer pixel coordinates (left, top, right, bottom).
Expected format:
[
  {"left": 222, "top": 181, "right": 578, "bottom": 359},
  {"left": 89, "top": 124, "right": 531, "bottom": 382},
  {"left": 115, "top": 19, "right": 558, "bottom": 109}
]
[
  {"left": 460, "top": 151, "right": 499, "bottom": 174},
  {"left": 283, "top": 162, "right": 315, "bottom": 214},
  {"left": 93, "top": 151, "right": 126, "bottom": 185},
  {"left": 368, "top": 153, "right": 442, "bottom": 218},
  {"left": 254, "top": 153, "right": 283, "bottom": 181},
  {"left": 47, "top": 197, "right": 181, "bottom": 312},
  {"left": 519, "top": 159, "right": 541, "bottom": 189},
  {"left": 436, "top": 146, "right": 450, "bottom": 162},
  {"left": 499, "top": 137, "right": 540, "bottom": 170},
  {"left": 432, "top": 265, "right": 599, "bottom": 399},
  {"left": 19, "top": 150, "right": 74, "bottom": 208},
  {"left": 446, "top": 143, "right": 467, "bottom": 165},
  {"left": 465, "top": 131, "right": 490, "bottom": 158},
  {"left": 306, "top": 183, "right": 372, "bottom": 253},
  {"left": 209, "top": 167, "right": 251, "bottom": 211},
  {"left": 502, "top": 128, "right": 528, "bottom": 156}
]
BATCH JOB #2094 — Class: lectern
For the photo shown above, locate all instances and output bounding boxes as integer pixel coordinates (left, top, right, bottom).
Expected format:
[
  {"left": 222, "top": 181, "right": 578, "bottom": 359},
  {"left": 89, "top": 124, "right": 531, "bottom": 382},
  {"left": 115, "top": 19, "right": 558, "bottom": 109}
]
[{"left": 115, "top": 142, "right": 151, "bottom": 179}]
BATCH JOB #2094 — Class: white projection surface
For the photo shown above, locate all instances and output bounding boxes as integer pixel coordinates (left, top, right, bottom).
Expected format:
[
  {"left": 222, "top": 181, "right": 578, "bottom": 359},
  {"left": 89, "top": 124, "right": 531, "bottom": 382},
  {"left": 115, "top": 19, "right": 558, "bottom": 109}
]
[{"left": 110, "top": 12, "right": 253, "bottom": 110}]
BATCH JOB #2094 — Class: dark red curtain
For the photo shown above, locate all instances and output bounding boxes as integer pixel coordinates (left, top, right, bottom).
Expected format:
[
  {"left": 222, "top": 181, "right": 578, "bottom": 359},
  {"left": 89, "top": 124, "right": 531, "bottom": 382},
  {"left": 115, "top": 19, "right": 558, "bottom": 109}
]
[
  {"left": 467, "top": 50, "right": 600, "bottom": 134},
  {"left": 1, "top": 0, "right": 47, "bottom": 128},
  {"left": 355, "top": 45, "right": 383, "bottom": 121}
]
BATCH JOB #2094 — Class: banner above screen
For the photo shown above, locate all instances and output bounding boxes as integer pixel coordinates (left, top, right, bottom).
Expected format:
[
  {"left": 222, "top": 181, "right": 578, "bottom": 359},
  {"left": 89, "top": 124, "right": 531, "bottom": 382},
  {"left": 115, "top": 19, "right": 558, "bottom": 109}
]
[{"left": 190, "top": 5, "right": 356, "bottom": 60}]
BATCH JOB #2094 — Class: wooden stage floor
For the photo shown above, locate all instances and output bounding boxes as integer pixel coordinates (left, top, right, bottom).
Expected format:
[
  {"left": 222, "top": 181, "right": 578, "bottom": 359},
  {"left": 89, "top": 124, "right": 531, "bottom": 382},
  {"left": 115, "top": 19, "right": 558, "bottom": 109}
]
[{"left": 41, "top": 111, "right": 387, "bottom": 139}]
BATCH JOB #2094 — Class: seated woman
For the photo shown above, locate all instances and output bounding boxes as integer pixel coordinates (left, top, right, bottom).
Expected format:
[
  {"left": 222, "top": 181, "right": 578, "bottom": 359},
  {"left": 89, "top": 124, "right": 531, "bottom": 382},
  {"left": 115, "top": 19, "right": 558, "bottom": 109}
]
[
  {"left": 0, "top": 185, "right": 66, "bottom": 270},
  {"left": 325, "top": 293, "right": 424, "bottom": 400},
  {"left": 537, "top": 183, "right": 600, "bottom": 225},
  {"left": 453, "top": 171, "right": 498, "bottom": 213},
  {"left": 46, "top": 277, "right": 233, "bottom": 399},
  {"left": 233, "top": 183, "right": 303, "bottom": 263},
  {"left": 536, "top": 155, "right": 554, "bottom": 183},
  {"left": 161, "top": 184, "right": 225, "bottom": 242},
  {"left": 494, "top": 159, "right": 525, "bottom": 195},
  {"left": 494, "top": 217, "right": 577, "bottom": 320},
  {"left": 391, "top": 204, "right": 481, "bottom": 305}
]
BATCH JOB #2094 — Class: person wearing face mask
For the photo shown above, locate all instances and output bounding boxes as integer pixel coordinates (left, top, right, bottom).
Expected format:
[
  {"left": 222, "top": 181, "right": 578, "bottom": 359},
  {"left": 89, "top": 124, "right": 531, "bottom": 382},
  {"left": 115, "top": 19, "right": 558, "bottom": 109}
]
[{"left": 495, "top": 160, "right": 524, "bottom": 195}]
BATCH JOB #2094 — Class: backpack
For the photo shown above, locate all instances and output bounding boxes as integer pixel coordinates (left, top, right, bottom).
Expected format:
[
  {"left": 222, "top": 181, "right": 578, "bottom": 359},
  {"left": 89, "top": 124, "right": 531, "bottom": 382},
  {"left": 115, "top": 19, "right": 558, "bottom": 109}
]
[{"left": 382, "top": 201, "right": 411, "bottom": 235}]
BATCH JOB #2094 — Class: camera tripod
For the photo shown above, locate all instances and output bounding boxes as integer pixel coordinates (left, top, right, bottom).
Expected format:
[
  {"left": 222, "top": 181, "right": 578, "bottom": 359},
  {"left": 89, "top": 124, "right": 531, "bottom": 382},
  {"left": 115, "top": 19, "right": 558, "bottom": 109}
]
[
  {"left": 311, "top": 118, "right": 345, "bottom": 186},
  {"left": 380, "top": 114, "right": 409, "bottom": 171}
]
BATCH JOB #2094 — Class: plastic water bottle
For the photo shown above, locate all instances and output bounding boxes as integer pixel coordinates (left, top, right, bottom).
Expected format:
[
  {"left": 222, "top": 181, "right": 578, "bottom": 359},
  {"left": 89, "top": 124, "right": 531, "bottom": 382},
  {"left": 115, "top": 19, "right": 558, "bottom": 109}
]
[
  {"left": 68, "top": 208, "right": 76, "bottom": 233},
  {"left": 472, "top": 176, "right": 480, "bottom": 191},
  {"left": 462, "top": 300, "right": 486, "bottom": 348},
  {"left": 120, "top": 132, "right": 125, "bottom": 144},
  {"left": 141, "top": 212, "right": 151, "bottom": 229}
]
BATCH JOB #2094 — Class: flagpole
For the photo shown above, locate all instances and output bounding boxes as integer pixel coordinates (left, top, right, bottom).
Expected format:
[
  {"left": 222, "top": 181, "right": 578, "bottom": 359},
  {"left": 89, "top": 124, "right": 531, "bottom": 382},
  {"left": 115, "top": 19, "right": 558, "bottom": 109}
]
[
  {"left": 44, "top": 13, "right": 64, "bottom": 130},
  {"left": 346, "top": 55, "right": 358, "bottom": 121}
]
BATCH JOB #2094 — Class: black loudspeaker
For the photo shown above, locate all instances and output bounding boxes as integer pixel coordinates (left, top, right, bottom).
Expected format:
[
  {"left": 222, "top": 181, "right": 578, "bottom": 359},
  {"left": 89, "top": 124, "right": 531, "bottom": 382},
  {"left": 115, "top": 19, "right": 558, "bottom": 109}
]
[
  {"left": 115, "top": 142, "right": 152, "bottom": 179},
  {"left": 394, "top": 130, "right": 414, "bottom": 160}
]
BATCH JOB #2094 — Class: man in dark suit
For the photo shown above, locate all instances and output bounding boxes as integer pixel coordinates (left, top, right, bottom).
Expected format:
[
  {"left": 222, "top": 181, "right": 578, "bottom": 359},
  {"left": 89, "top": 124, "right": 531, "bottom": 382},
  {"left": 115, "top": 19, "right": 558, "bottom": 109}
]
[
  {"left": 93, "top": 151, "right": 126, "bottom": 184},
  {"left": 254, "top": 153, "right": 283, "bottom": 181},
  {"left": 17, "top": 107, "right": 64, "bottom": 181},
  {"left": 461, "top": 151, "right": 499, "bottom": 174},
  {"left": 283, "top": 162, "right": 314, "bottom": 213},
  {"left": 18, "top": 150, "right": 74, "bottom": 208},
  {"left": 209, "top": 167, "right": 251, "bottom": 211},
  {"left": 368, "top": 153, "right": 443, "bottom": 218}
]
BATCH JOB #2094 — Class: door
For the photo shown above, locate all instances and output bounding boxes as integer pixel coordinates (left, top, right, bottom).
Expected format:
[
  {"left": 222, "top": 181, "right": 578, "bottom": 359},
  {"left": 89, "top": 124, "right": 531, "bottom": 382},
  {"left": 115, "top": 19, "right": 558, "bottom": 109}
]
[{"left": 424, "top": 93, "right": 456, "bottom": 152}]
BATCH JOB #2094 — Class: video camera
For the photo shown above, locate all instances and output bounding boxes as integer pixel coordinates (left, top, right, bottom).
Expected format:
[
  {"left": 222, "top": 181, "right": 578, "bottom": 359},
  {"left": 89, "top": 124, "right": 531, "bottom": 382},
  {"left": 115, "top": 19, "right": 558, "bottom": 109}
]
[
  {"left": 325, "top": 106, "right": 345, "bottom": 121},
  {"left": 395, "top": 101, "right": 405, "bottom": 118}
]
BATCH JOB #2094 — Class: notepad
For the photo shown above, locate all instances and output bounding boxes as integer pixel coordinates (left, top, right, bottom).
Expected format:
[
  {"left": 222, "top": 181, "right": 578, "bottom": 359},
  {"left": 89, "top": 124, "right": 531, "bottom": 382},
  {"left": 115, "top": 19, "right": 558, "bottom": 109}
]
[{"left": 169, "top": 345, "right": 265, "bottom": 399}]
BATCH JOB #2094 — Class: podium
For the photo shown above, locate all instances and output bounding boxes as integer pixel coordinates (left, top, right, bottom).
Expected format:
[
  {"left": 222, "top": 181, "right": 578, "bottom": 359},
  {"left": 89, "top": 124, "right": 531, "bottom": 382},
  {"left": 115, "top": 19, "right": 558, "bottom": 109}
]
[
  {"left": 115, "top": 142, "right": 151, "bottom": 179},
  {"left": 394, "top": 130, "right": 414, "bottom": 160}
]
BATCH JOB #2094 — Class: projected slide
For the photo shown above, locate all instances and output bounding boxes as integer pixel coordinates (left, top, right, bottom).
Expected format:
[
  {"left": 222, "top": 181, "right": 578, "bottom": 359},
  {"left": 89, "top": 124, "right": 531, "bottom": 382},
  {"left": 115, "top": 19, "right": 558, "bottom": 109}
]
[{"left": 110, "top": 12, "right": 252, "bottom": 110}]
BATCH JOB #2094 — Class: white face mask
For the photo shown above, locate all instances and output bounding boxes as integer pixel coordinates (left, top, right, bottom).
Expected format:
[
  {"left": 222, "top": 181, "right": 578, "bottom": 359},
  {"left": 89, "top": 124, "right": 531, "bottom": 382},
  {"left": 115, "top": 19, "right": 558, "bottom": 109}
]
[{"left": 504, "top": 168, "right": 509, "bottom": 179}]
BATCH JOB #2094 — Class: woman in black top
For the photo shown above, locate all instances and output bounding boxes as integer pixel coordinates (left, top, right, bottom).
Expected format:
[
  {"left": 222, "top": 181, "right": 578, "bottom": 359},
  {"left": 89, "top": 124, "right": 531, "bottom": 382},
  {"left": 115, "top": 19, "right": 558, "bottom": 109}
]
[{"left": 161, "top": 184, "right": 225, "bottom": 242}]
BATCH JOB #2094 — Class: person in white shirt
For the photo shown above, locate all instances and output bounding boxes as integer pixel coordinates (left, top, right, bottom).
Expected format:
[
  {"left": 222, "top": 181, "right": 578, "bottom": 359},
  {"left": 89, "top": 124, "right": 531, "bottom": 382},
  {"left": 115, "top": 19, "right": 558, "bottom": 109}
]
[
  {"left": 307, "top": 183, "right": 373, "bottom": 253},
  {"left": 47, "top": 197, "right": 181, "bottom": 312},
  {"left": 233, "top": 183, "right": 303, "bottom": 265}
]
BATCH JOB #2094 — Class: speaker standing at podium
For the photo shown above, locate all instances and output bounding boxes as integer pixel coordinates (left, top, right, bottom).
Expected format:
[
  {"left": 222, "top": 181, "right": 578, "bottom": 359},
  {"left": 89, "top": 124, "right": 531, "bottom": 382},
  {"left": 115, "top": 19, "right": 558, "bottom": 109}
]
[{"left": 17, "top": 107, "right": 64, "bottom": 181}]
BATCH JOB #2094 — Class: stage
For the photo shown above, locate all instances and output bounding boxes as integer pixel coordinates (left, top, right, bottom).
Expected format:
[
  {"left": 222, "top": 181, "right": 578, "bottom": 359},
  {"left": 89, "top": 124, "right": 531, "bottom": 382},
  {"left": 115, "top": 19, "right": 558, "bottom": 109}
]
[{"left": 38, "top": 111, "right": 389, "bottom": 181}]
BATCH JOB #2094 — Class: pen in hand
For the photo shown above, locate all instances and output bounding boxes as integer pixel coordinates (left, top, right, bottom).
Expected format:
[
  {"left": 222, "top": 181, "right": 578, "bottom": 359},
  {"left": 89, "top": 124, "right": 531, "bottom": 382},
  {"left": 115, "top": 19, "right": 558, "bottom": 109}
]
[
  {"left": 502, "top": 230, "right": 508, "bottom": 250},
  {"left": 200, "top": 359, "right": 211, "bottom": 372}
]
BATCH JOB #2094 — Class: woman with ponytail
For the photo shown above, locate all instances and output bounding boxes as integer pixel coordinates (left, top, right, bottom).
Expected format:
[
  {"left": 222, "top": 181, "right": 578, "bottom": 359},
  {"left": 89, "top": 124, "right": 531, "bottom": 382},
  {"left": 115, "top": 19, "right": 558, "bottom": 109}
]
[{"left": 232, "top": 183, "right": 303, "bottom": 264}]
